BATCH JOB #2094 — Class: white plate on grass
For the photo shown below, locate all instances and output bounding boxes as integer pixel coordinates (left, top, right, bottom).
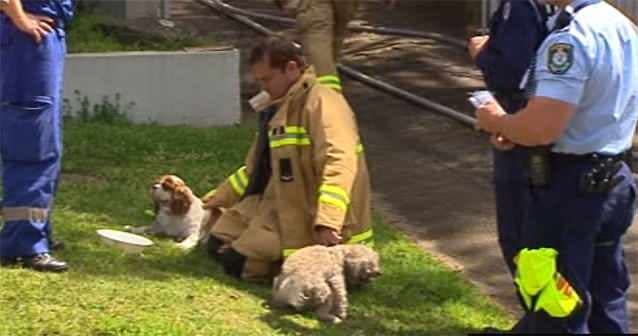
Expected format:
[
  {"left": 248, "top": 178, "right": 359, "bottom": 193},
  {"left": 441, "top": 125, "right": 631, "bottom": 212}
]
[{"left": 97, "top": 229, "right": 154, "bottom": 254}]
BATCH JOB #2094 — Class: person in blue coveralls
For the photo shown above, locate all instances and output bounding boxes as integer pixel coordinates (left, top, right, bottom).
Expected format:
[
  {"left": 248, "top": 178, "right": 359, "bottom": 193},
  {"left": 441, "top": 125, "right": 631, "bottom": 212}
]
[
  {"left": 0, "top": 0, "right": 74, "bottom": 272},
  {"left": 475, "top": 0, "right": 638, "bottom": 333}
]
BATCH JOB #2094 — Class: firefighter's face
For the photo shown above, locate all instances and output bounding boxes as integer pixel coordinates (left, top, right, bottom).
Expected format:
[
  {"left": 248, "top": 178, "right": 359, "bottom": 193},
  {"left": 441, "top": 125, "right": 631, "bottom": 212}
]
[{"left": 251, "top": 57, "right": 301, "bottom": 100}]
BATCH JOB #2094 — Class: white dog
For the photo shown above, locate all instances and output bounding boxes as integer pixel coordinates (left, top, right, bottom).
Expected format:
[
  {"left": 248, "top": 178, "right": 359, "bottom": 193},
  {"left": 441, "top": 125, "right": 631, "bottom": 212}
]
[{"left": 126, "top": 175, "right": 210, "bottom": 250}]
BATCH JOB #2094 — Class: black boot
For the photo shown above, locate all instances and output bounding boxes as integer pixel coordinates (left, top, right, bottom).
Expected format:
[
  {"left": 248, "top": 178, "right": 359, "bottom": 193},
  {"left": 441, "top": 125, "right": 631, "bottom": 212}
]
[
  {"left": 206, "top": 234, "right": 225, "bottom": 260},
  {"left": 219, "top": 247, "right": 246, "bottom": 278}
]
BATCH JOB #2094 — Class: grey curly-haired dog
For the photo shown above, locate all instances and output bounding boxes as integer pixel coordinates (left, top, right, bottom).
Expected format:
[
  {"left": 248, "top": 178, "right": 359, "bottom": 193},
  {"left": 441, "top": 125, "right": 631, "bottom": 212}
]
[{"left": 270, "top": 244, "right": 381, "bottom": 323}]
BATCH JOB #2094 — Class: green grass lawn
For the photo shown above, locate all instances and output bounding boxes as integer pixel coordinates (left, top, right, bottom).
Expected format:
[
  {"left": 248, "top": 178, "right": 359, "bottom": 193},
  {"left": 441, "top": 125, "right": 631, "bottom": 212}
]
[{"left": 0, "top": 121, "right": 512, "bottom": 336}]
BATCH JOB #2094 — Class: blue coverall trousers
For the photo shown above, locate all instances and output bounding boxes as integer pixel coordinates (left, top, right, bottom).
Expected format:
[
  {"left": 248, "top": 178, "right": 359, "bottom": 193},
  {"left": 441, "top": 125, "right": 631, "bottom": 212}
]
[{"left": 0, "top": 14, "right": 65, "bottom": 258}]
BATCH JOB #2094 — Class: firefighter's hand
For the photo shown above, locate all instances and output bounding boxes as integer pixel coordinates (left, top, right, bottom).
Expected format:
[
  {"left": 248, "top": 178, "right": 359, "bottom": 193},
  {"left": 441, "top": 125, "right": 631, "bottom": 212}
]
[
  {"left": 491, "top": 134, "right": 515, "bottom": 151},
  {"left": 13, "top": 13, "right": 54, "bottom": 43},
  {"left": 315, "top": 226, "right": 342, "bottom": 246},
  {"left": 468, "top": 35, "right": 489, "bottom": 61},
  {"left": 202, "top": 195, "right": 224, "bottom": 211}
]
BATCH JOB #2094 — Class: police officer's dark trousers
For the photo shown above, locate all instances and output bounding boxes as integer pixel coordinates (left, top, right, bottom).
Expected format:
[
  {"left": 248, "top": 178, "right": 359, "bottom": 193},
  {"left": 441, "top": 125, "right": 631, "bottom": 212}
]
[
  {"left": 493, "top": 147, "right": 530, "bottom": 275},
  {"left": 519, "top": 155, "right": 635, "bottom": 333},
  {"left": 0, "top": 15, "right": 66, "bottom": 258},
  {"left": 492, "top": 97, "right": 530, "bottom": 275}
]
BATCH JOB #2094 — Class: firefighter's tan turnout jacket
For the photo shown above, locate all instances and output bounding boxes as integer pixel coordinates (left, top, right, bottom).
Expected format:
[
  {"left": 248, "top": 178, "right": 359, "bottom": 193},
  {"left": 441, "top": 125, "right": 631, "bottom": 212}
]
[{"left": 208, "top": 67, "right": 372, "bottom": 276}]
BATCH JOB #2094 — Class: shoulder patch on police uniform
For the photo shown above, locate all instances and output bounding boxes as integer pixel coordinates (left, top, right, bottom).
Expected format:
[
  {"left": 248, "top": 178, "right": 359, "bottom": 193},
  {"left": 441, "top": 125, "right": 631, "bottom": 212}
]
[
  {"left": 503, "top": 2, "right": 512, "bottom": 21},
  {"left": 547, "top": 43, "right": 573, "bottom": 74}
]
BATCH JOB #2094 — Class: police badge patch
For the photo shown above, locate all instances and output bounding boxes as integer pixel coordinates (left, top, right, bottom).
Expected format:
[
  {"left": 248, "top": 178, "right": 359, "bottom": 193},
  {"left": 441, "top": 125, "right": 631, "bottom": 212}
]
[{"left": 548, "top": 43, "right": 573, "bottom": 74}]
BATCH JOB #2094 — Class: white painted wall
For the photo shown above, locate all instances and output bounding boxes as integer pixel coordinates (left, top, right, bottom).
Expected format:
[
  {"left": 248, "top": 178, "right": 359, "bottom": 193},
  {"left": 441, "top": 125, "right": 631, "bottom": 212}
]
[{"left": 63, "top": 49, "right": 241, "bottom": 127}]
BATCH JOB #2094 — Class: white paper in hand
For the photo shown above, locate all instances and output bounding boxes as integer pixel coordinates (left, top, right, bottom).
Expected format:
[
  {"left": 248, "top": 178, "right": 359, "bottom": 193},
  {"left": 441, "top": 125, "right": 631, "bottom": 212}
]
[{"left": 469, "top": 90, "right": 495, "bottom": 108}]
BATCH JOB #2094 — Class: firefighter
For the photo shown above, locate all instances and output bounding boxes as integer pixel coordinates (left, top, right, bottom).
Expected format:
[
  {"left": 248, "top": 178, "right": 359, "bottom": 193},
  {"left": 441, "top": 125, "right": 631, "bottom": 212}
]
[
  {"left": 476, "top": 0, "right": 638, "bottom": 332},
  {"left": 275, "top": 0, "right": 397, "bottom": 92},
  {"left": 0, "top": 0, "right": 74, "bottom": 272},
  {"left": 203, "top": 36, "right": 373, "bottom": 281}
]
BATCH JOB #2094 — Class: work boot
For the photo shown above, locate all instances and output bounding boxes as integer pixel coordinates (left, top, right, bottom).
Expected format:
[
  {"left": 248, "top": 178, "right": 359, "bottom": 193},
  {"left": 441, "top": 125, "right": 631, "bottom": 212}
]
[
  {"left": 22, "top": 253, "right": 68, "bottom": 272},
  {"left": 206, "top": 234, "right": 225, "bottom": 260}
]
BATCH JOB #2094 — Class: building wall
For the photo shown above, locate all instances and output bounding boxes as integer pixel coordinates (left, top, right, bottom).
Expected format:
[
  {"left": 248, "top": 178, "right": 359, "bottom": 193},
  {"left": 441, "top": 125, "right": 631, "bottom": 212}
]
[{"left": 64, "top": 50, "right": 241, "bottom": 127}]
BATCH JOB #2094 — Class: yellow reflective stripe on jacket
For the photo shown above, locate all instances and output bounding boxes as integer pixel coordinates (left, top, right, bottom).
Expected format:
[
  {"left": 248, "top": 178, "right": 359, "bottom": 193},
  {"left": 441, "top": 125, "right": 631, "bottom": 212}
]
[
  {"left": 317, "top": 75, "right": 342, "bottom": 91},
  {"left": 269, "top": 126, "right": 312, "bottom": 148},
  {"left": 345, "top": 229, "right": 373, "bottom": 245},
  {"left": 202, "top": 188, "right": 217, "bottom": 200},
  {"left": 319, "top": 184, "right": 350, "bottom": 211},
  {"left": 282, "top": 229, "right": 375, "bottom": 258},
  {"left": 229, "top": 166, "right": 249, "bottom": 196},
  {"left": 282, "top": 249, "right": 297, "bottom": 258}
]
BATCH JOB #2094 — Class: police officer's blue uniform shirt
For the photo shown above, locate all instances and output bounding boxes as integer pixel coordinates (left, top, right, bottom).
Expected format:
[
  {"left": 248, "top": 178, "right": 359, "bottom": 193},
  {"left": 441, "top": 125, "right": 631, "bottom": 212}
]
[
  {"left": 534, "top": 0, "right": 638, "bottom": 155},
  {"left": 477, "top": 0, "right": 548, "bottom": 92}
]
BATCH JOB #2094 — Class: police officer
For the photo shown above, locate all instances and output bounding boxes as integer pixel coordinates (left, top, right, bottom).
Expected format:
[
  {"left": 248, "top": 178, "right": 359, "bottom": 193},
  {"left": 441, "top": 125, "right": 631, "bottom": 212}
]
[
  {"left": 469, "top": 0, "right": 551, "bottom": 275},
  {"left": 476, "top": 0, "right": 638, "bottom": 333},
  {"left": 0, "top": 0, "right": 74, "bottom": 272},
  {"left": 468, "top": 1, "right": 552, "bottom": 332}
]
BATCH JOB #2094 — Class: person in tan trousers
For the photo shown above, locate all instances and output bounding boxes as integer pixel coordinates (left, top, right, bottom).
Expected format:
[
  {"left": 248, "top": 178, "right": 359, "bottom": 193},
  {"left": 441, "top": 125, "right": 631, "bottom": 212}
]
[{"left": 275, "top": 0, "right": 398, "bottom": 92}]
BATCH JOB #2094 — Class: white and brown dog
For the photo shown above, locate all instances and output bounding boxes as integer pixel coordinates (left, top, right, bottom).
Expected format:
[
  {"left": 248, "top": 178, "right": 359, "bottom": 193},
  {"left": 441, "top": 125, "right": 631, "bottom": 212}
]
[{"left": 126, "top": 175, "right": 210, "bottom": 250}]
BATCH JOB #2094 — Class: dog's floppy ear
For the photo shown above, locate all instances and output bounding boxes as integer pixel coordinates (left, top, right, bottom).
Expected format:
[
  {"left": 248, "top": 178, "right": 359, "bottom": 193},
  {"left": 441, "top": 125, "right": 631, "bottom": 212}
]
[{"left": 170, "top": 185, "right": 192, "bottom": 215}]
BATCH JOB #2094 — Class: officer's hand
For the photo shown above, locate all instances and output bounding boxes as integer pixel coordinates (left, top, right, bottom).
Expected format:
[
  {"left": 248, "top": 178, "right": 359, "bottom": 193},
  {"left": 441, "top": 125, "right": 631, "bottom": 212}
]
[
  {"left": 315, "top": 226, "right": 342, "bottom": 246},
  {"left": 490, "top": 134, "right": 515, "bottom": 151},
  {"left": 468, "top": 35, "right": 489, "bottom": 60},
  {"left": 475, "top": 100, "right": 506, "bottom": 134},
  {"left": 13, "top": 13, "right": 54, "bottom": 43}
]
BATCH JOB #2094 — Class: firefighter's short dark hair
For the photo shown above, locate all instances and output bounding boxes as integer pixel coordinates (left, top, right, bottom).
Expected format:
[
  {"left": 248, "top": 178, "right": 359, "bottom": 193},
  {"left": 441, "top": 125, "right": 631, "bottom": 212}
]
[{"left": 249, "top": 36, "right": 306, "bottom": 70}]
